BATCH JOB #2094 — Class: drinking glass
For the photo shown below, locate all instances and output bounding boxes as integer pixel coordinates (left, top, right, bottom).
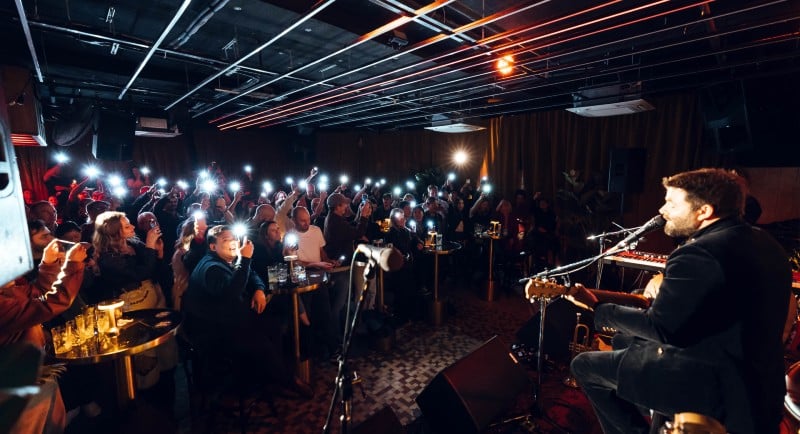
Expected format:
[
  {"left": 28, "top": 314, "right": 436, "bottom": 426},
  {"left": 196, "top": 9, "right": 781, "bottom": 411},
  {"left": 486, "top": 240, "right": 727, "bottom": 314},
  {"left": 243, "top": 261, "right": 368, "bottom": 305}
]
[
  {"left": 95, "top": 310, "right": 110, "bottom": 335},
  {"left": 51, "top": 326, "right": 71, "bottom": 354},
  {"left": 75, "top": 313, "right": 94, "bottom": 343},
  {"left": 277, "top": 264, "right": 289, "bottom": 283},
  {"left": 294, "top": 265, "right": 306, "bottom": 282},
  {"left": 65, "top": 319, "right": 79, "bottom": 347},
  {"left": 268, "top": 265, "right": 279, "bottom": 284}
]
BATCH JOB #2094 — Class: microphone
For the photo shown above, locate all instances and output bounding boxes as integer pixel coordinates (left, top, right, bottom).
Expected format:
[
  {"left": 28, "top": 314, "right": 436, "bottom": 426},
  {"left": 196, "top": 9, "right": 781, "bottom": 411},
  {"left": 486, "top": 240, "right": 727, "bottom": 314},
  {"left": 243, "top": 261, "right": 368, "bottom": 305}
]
[
  {"left": 614, "top": 215, "right": 666, "bottom": 249},
  {"left": 355, "top": 244, "right": 404, "bottom": 272}
]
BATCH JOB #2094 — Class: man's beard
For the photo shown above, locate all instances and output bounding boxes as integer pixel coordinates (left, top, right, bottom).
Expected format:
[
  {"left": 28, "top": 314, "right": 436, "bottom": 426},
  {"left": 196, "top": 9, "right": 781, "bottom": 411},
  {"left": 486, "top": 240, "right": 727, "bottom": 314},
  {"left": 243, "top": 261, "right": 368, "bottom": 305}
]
[{"left": 664, "top": 216, "right": 697, "bottom": 239}]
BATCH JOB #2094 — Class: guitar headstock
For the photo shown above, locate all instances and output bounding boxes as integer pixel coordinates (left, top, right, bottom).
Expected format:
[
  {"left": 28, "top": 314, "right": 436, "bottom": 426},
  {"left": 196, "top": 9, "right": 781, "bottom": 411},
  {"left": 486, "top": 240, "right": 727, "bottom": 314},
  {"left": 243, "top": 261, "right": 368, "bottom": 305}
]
[{"left": 524, "top": 278, "right": 568, "bottom": 300}]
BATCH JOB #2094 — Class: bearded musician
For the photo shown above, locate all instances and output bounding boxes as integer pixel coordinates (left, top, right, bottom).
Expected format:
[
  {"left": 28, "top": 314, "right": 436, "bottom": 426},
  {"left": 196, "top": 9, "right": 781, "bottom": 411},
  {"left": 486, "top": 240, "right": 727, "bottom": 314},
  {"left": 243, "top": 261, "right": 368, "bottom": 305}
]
[{"left": 565, "top": 168, "right": 791, "bottom": 434}]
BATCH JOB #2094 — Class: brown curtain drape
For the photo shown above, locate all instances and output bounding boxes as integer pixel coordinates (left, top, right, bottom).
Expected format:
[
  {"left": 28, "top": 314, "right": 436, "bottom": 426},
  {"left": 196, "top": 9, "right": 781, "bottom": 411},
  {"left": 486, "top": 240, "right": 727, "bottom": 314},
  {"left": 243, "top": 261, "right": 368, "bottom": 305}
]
[{"left": 14, "top": 146, "right": 49, "bottom": 201}]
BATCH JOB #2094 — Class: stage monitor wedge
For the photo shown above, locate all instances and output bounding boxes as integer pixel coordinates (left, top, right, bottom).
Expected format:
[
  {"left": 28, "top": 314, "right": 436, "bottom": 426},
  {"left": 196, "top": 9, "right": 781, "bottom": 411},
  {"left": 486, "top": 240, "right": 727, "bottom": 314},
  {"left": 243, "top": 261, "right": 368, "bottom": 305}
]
[{"left": 415, "top": 336, "right": 529, "bottom": 434}]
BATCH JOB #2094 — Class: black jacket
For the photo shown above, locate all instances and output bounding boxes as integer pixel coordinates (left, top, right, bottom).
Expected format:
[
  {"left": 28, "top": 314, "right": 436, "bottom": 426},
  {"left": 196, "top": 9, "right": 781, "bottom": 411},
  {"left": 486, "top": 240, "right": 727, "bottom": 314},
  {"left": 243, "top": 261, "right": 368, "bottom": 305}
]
[{"left": 596, "top": 217, "right": 791, "bottom": 433}]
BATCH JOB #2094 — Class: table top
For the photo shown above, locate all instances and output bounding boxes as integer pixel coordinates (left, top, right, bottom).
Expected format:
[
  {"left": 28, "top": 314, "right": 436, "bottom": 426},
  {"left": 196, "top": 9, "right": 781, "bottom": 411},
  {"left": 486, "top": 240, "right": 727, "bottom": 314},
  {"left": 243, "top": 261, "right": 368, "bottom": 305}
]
[
  {"left": 50, "top": 309, "right": 181, "bottom": 365},
  {"left": 269, "top": 271, "right": 328, "bottom": 295},
  {"left": 423, "top": 241, "right": 462, "bottom": 256},
  {"left": 475, "top": 231, "right": 502, "bottom": 240}
]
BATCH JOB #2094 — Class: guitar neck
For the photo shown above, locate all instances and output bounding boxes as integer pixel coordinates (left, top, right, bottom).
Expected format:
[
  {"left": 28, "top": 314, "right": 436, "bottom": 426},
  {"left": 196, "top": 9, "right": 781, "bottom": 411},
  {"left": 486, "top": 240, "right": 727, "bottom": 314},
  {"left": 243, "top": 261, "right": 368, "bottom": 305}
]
[{"left": 589, "top": 289, "right": 651, "bottom": 309}]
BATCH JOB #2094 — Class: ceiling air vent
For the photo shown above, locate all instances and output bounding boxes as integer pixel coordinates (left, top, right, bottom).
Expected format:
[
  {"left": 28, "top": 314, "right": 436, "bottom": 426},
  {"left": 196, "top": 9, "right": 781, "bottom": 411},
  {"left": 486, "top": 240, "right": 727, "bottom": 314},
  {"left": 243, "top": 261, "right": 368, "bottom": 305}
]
[
  {"left": 424, "top": 114, "right": 485, "bottom": 133},
  {"left": 135, "top": 117, "right": 181, "bottom": 138},
  {"left": 566, "top": 82, "right": 654, "bottom": 117}
]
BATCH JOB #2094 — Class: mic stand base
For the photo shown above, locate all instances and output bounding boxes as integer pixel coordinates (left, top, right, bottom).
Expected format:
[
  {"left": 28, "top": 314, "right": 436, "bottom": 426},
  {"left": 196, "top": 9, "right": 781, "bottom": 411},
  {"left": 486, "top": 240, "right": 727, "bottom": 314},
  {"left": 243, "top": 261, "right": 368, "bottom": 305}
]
[{"left": 322, "top": 259, "right": 377, "bottom": 434}]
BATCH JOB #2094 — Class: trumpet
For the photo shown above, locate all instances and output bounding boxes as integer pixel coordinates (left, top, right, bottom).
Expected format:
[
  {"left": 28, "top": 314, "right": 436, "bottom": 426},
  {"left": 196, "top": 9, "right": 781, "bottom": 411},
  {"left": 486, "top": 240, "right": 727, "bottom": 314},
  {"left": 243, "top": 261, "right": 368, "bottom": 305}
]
[{"left": 563, "top": 312, "right": 594, "bottom": 388}]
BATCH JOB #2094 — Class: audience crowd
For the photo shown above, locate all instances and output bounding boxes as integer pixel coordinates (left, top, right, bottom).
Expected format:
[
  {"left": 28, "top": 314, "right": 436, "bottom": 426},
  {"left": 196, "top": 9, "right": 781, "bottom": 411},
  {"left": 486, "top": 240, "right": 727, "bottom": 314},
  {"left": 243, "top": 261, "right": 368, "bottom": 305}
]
[{"left": 9, "top": 158, "right": 564, "bottom": 431}]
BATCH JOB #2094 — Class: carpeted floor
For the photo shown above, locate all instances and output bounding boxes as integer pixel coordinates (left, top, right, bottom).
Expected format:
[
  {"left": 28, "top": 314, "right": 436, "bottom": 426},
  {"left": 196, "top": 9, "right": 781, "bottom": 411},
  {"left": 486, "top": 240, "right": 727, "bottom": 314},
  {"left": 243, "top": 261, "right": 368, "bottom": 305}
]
[{"left": 168, "top": 278, "right": 604, "bottom": 434}]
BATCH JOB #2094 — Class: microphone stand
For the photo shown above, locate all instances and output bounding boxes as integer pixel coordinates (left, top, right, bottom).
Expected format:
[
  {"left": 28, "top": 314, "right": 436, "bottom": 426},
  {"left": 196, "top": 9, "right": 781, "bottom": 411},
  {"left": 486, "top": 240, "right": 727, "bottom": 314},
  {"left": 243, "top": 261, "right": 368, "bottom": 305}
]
[
  {"left": 516, "top": 245, "right": 632, "bottom": 434},
  {"left": 586, "top": 223, "right": 635, "bottom": 288},
  {"left": 322, "top": 259, "right": 376, "bottom": 434}
]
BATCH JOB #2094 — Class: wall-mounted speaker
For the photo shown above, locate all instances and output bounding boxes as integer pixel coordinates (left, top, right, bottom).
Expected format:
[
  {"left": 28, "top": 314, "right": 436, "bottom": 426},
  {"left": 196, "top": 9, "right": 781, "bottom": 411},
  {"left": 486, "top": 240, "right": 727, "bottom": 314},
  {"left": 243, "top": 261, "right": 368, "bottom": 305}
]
[
  {"left": 415, "top": 336, "right": 529, "bottom": 434},
  {"left": 699, "top": 80, "right": 752, "bottom": 153},
  {"left": 92, "top": 110, "right": 135, "bottom": 160},
  {"left": 608, "top": 148, "right": 646, "bottom": 194}
]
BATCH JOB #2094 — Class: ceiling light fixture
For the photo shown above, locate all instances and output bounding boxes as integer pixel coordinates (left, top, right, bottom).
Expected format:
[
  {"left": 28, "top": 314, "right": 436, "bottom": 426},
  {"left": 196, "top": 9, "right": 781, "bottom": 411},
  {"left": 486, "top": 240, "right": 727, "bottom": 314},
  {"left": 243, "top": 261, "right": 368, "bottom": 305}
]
[{"left": 495, "top": 55, "right": 514, "bottom": 75}]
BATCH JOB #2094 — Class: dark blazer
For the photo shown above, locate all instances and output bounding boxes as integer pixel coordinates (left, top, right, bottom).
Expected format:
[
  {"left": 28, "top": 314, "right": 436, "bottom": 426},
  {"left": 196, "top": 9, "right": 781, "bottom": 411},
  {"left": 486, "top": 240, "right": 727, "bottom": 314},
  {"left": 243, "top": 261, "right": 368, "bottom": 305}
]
[{"left": 595, "top": 217, "right": 791, "bottom": 434}]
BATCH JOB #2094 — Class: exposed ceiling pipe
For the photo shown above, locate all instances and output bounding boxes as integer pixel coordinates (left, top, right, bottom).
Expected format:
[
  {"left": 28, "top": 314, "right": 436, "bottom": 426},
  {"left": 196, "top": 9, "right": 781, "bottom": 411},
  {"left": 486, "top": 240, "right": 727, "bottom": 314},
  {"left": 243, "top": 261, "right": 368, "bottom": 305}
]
[
  {"left": 368, "top": 47, "right": 800, "bottom": 130},
  {"left": 372, "top": 0, "right": 474, "bottom": 44},
  {"left": 28, "top": 20, "right": 334, "bottom": 88},
  {"left": 164, "top": 0, "right": 337, "bottom": 111},
  {"left": 296, "top": 0, "right": 783, "bottom": 127},
  {"left": 168, "top": 0, "right": 230, "bottom": 49},
  {"left": 223, "top": 0, "right": 679, "bottom": 129},
  {"left": 13, "top": 0, "right": 44, "bottom": 82},
  {"left": 215, "top": 0, "right": 587, "bottom": 128},
  {"left": 118, "top": 0, "right": 193, "bottom": 99},
  {"left": 258, "top": 0, "right": 791, "bottom": 126},
  {"left": 195, "top": 0, "right": 456, "bottom": 120},
  {"left": 348, "top": 32, "right": 800, "bottom": 129},
  {"left": 213, "top": 0, "right": 559, "bottom": 124}
]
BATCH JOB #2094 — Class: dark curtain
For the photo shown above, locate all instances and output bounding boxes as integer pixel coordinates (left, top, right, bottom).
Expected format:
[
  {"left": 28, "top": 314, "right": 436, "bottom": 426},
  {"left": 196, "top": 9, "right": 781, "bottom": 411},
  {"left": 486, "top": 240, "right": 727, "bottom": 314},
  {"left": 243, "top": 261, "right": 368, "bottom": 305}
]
[
  {"left": 14, "top": 146, "right": 48, "bottom": 201},
  {"left": 14, "top": 93, "right": 720, "bottom": 229}
]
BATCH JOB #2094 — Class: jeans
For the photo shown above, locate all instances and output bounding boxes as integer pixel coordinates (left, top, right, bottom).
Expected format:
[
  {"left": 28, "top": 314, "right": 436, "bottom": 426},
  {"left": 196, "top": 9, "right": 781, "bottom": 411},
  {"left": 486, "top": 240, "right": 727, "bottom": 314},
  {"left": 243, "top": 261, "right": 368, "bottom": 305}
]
[{"left": 570, "top": 349, "right": 650, "bottom": 434}]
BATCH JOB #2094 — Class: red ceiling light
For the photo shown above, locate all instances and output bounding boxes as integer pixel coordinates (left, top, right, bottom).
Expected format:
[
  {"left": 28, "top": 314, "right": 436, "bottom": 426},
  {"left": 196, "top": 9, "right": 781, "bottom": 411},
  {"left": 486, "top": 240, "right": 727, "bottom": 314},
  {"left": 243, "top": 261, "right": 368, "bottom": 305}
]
[{"left": 495, "top": 55, "right": 514, "bottom": 75}]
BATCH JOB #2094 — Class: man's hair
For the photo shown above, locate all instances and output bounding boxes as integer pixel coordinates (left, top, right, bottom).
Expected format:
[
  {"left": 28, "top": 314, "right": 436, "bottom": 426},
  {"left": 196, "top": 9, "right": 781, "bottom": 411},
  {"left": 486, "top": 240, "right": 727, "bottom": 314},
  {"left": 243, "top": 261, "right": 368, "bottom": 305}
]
[
  {"left": 55, "top": 220, "right": 81, "bottom": 238},
  {"left": 207, "top": 225, "right": 230, "bottom": 246},
  {"left": 257, "top": 220, "right": 277, "bottom": 242},
  {"left": 390, "top": 208, "right": 405, "bottom": 223},
  {"left": 290, "top": 206, "right": 309, "bottom": 220},
  {"left": 662, "top": 168, "right": 746, "bottom": 218},
  {"left": 28, "top": 219, "right": 47, "bottom": 236},
  {"left": 30, "top": 201, "right": 53, "bottom": 215}
]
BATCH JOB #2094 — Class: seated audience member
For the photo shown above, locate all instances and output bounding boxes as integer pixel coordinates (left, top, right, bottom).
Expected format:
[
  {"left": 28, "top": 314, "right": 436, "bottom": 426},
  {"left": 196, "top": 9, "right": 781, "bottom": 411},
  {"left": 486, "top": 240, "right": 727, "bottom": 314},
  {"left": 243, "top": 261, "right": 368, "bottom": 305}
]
[
  {"left": 54, "top": 221, "right": 82, "bottom": 243},
  {"left": 80, "top": 200, "right": 110, "bottom": 243},
  {"left": 182, "top": 225, "right": 312, "bottom": 398},
  {"left": 251, "top": 220, "right": 309, "bottom": 328},
  {"left": 93, "top": 211, "right": 175, "bottom": 391},
  {"left": 285, "top": 207, "right": 340, "bottom": 360},
  {"left": 384, "top": 208, "right": 424, "bottom": 321},
  {"left": 30, "top": 201, "right": 59, "bottom": 234},
  {"left": 373, "top": 193, "right": 394, "bottom": 221},
  {"left": 325, "top": 193, "right": 374, "bottom": 322},
  {"left": 1, "top": 240, "right": 88, "bottom": 434}
]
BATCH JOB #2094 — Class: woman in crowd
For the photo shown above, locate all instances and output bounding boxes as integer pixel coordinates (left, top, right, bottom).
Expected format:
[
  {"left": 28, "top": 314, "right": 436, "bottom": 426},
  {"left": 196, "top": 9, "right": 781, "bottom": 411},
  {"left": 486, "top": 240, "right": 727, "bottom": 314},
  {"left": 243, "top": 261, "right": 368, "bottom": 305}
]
[{"left": 92, "top": 211, "right": 176, "bottom": 394}]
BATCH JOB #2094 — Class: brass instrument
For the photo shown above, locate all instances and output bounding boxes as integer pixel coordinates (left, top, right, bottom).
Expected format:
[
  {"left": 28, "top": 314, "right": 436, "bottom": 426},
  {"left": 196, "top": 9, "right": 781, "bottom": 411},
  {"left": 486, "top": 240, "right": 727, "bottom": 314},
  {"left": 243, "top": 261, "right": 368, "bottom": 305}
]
[
  {"left": 563, "top": 312, "right": 594, "bottom": 388},
  {"left": 660, "top": 412, "right": 726, "bottom": 434}
]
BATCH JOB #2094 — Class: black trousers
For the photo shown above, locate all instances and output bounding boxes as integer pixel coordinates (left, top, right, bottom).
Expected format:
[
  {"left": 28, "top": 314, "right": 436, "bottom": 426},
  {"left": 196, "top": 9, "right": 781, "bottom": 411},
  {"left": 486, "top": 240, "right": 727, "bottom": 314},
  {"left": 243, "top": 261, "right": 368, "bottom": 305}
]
[{"left": 570, "top": 349, "right": 650, "bottom": 434}]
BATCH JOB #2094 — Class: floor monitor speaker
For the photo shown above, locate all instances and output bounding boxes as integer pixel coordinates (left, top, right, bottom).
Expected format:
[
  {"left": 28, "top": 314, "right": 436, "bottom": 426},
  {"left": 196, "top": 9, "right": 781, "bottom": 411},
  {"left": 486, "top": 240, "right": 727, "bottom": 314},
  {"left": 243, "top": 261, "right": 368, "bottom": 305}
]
[
  {"left": 415, "top": 336, "right": 528, "bottom": 434},
  {"left": 352, "top": 406, "right": 405, "bottom": 434}
]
